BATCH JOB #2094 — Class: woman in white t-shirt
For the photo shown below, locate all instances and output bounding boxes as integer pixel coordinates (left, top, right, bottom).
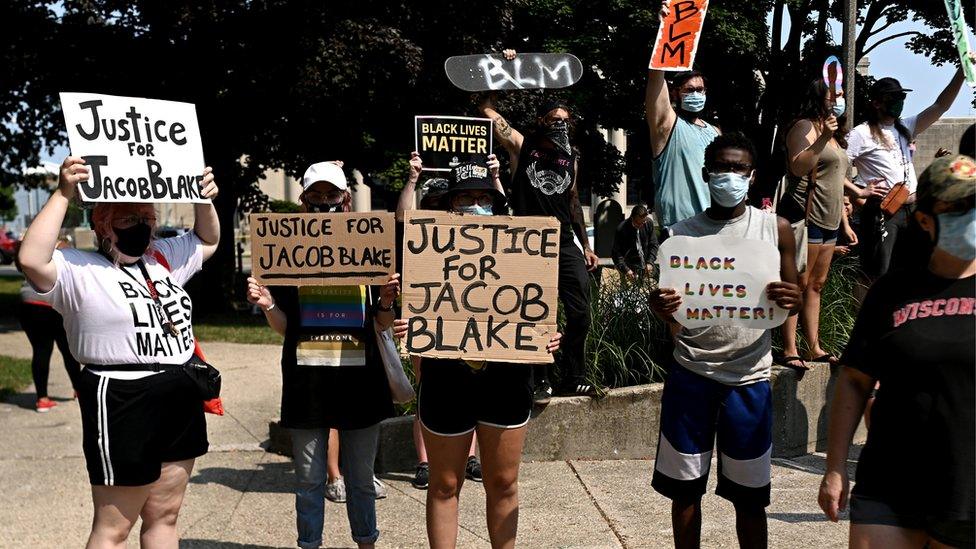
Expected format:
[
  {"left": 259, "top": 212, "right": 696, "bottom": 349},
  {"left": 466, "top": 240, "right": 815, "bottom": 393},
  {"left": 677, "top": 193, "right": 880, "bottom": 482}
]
[
  {"left": 847, "top": 53, "right": 974, "bottom": 279},
  {"left": 18, "top": 156, "right": 220, "bottom": 547}
]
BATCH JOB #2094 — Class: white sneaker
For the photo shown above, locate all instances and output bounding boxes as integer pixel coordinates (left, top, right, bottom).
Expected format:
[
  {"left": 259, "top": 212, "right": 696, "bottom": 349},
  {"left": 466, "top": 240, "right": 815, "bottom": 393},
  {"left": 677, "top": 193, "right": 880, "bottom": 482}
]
[
  {"left": 373, "top": 476, "right": 388, "bottom": 500},
  {"left": 325, "top": 478, "right": 346, "bottom": 503}
]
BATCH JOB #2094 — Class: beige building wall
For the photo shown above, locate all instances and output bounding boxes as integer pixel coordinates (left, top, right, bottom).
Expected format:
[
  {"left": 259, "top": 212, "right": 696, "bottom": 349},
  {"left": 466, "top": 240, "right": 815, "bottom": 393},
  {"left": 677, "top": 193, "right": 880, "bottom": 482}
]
[{"left": 913, "top": 117, "right": 974, "bottom": 175}]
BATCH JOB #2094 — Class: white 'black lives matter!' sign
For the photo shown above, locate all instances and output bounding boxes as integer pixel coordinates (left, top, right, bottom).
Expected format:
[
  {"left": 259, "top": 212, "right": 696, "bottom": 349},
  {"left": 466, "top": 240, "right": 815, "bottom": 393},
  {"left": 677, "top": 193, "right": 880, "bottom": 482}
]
[{"left": 60, "top": 92, "right": 208, "bottom": 203}]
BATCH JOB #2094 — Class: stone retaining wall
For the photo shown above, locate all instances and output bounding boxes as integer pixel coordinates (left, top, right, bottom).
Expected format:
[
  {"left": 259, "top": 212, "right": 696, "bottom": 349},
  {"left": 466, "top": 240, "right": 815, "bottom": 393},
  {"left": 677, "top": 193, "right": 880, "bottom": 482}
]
[{"left": 268, "top": 362, "right": 867, "bottom": 472}]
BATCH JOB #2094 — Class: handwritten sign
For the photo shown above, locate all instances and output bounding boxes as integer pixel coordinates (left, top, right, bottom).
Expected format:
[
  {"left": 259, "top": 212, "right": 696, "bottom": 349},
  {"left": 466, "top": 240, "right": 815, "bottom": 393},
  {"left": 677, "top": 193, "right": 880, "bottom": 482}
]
[
  {"left": 415, "top": 116, "right": 493, "bottom": 171},
  {"left": 823, "top": 55, "right": 843, "bottom": 101},
  {"left": 657, "top": 235, "right": 787, "bottom": 329},
  {"left": 402, "top": 211, "right": 560, "bottom": 363},
  {"left": 649, "top": 0, "right": 709, "bottom": 71},
  {"left": 945, "top": 0, "right": 976, "bottom": 85},
  {"left": 60, "top": 92, "right": 207, "bottom": 203},
  {"left": 249, "top": 212, "right": 396, "bottom": 286},
  {"left": 444, "top": 53, "right": 583, "bottom": 92}
]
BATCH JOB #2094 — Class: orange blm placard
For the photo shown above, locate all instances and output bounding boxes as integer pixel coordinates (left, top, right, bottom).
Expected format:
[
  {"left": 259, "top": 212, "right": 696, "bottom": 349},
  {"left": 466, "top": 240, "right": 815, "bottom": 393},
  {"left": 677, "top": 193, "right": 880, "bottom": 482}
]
[{"left": 649, "top": 0, "right": 709, "bottom": 71}]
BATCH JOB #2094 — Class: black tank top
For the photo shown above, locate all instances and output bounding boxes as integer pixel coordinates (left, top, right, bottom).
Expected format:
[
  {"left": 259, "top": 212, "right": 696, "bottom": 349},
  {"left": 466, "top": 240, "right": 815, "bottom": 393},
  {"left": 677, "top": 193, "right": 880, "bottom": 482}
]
[{"left": 511, "top": 135, "right": 576, "bottom": 225}]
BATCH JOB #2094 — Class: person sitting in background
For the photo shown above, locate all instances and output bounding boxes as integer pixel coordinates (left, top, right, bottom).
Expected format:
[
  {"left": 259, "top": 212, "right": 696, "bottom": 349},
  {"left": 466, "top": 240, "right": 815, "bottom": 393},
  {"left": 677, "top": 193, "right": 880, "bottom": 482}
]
[
  {"left": 16, "top": 236, "right": 82, "bottom": 412},
  {"left": 820, "top": 154, "right": 975, "bottom": 549},
  {"left": 611, "top": 203, "right": 659, "bottom": 282}
]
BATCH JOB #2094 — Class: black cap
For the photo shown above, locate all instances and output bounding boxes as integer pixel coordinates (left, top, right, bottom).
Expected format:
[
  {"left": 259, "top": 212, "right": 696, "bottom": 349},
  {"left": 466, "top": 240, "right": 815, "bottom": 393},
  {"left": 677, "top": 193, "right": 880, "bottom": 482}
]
[
  {"left": 869, "top": 77, "right": 912, "bottom": 99},
  {"left": 443, "top": 163, "right": 506, "bottom": 209}
]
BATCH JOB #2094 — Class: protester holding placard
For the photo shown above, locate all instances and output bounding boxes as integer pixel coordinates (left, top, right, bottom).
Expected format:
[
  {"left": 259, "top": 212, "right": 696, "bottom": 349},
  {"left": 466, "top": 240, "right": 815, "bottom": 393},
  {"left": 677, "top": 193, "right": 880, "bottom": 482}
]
[
  {"left": 848, "top": 52, "right": 976, "bottom": 280},
  {"left": 649, "top": 133, "right": 801, "bottom": 549},
  {"left": 246, "top": 160, "right": 399, "bottom": 549},
  {"left": 820, "top": 155, "right": 975, "bottom": 548},
  {"left": 644, "top": 1, "right": 720, "bottom": 236},
  {"left": 776, "top": 78, "right": 864, "bottom": 370},
  {"left": 479, "top": 64, "right": 598, "bottom": 399},
  {"left": 17, "top": 156, "right": 219, "bottom": 546},
  {"left": 394, "top": 161, "right": 562, "bottom": 549}
]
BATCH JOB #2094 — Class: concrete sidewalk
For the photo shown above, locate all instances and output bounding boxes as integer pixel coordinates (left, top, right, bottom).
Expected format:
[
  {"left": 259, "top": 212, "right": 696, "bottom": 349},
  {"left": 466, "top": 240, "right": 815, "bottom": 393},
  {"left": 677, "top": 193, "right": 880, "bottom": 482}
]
[{"left": 0, "top": 330, "right": 856, "bottom": 548}]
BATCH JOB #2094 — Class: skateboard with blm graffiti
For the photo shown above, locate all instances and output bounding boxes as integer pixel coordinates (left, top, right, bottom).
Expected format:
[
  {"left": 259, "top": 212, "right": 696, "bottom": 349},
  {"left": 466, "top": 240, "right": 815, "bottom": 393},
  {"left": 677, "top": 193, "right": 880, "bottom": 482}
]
[{"left": 444, "top": 53, "right": 583, "bottom": 92}]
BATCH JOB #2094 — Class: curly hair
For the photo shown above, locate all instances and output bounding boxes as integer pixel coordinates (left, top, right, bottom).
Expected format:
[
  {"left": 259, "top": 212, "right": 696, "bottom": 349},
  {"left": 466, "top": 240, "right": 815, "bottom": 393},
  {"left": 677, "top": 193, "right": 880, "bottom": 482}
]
[{"left": 704, "top": 132, "right": 756, "bottom": 170}]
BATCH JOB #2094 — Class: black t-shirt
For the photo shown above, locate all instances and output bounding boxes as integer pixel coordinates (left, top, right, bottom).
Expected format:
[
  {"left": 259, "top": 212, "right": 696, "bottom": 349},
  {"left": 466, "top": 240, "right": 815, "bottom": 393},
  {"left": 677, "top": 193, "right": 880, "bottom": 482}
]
[
  {"left": 272, "top": 285, "right": 393, "bottom": 430},
  {"left": 842, "top": 267, "right": 975, "bottom": 521},
  {"left": 511, "top": 135, "right": 576, "bottom": 230}
]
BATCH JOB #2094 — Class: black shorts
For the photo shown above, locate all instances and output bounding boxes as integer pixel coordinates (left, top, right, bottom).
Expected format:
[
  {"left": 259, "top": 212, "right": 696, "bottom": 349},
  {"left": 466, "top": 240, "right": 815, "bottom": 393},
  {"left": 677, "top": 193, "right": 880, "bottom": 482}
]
[
  {"left": 417, "top": 359, "right": 533, "bottom": 436},
  {"left": 78, "top": 368, "right": 208, "bottom": 486},
  {"left": 850, "top": 494, "right": 975, "bottom": 548}
]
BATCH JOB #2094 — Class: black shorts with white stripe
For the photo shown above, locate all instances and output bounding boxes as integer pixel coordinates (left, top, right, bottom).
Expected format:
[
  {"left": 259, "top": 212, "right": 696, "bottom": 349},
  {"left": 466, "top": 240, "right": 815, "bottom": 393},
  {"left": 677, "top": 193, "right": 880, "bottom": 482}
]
[{"left": 78, "top": 367, "right": 208, "bottom": 487}]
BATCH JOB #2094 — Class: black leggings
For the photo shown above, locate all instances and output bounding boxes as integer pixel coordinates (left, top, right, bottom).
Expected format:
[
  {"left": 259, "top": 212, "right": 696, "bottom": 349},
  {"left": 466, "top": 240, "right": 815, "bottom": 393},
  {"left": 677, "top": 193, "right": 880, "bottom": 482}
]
[
  {"left": 18, "top": 303, "right": 82, "bottom": 398},
  {"left": 535, "top": 234, "right": 592, "bottom": 387}
]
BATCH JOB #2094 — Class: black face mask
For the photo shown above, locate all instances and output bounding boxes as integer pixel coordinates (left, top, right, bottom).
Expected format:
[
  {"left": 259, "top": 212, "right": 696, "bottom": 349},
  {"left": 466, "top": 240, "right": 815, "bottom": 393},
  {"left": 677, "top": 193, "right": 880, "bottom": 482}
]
[
  {"left": 114, "top": 223, "right": 152, "bottom": 257},
  {"left": 543, "top": 119, "right": 572, "bottom": 155},
  {"left": 308, "top": 202, "right": 343, "bottom": 213}
]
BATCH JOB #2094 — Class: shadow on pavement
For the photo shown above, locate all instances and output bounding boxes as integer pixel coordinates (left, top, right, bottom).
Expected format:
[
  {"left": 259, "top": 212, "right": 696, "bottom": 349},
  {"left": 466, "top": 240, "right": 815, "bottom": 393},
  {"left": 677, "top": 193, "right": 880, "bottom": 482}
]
[
  {"left": 768, "top": 511, "right": 838, "bottom": 523},
  {"left": 181, "top": 540, "right": 350, "bottom": 549},
  {"left": 190, "top": 460, "right": 293, "bottom": 493}
]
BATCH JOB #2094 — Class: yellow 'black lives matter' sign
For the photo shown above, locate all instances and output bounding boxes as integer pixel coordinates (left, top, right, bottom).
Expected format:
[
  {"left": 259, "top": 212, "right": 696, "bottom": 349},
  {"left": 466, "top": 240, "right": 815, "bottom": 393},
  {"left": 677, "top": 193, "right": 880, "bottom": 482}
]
[{"left": 414, "top": 115, "right": 493, "bottom": 171}]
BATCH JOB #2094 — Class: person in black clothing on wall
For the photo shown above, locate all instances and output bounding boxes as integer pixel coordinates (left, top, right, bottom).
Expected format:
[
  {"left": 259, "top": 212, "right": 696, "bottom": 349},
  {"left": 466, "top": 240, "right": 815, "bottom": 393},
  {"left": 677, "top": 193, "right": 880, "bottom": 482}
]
[
  {"left": 479, "top": 49, "right": 599, "bottom": 399},
  {"left": 611, "top": 203, "right": 659, "bottom": 282}
]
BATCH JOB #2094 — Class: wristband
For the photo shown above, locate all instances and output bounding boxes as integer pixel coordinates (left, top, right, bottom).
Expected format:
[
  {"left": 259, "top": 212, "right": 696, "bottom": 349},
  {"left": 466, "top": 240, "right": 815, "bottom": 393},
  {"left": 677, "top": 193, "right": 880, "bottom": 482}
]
[
  {"left": 377, "top": 301, "right": 393, "bottom": 312},
  {"left": 263, "top": 301, "right": 276, "bottom": 312}
]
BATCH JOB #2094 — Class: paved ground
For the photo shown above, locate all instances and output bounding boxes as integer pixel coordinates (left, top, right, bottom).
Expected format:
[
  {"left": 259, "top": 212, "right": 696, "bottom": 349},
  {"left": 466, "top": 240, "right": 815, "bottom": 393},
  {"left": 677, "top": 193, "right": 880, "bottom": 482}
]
[{"left": 0, "top": 329, "right": 858, "bottom": 548}]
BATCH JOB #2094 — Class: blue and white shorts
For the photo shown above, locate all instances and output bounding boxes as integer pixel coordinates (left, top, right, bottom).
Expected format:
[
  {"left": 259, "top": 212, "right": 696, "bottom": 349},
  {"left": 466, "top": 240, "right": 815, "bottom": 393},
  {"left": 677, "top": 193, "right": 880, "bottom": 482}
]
[{"left": 651, "top": 363, "right": 772, "bottom": 508}]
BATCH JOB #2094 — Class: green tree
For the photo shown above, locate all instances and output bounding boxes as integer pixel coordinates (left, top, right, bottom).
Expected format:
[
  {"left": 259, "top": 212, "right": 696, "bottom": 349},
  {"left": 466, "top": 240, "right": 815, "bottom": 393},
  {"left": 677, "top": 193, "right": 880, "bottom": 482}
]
[{"left": 0, "top": 186, "right": 17, "bottom": 223}]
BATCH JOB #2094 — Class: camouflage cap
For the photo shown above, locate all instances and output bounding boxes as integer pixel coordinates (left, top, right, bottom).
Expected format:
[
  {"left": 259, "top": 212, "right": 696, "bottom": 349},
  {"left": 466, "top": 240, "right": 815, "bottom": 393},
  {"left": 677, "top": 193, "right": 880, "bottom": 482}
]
[{"left": 917, "top": 155, "right": 976, "bottom": 206}]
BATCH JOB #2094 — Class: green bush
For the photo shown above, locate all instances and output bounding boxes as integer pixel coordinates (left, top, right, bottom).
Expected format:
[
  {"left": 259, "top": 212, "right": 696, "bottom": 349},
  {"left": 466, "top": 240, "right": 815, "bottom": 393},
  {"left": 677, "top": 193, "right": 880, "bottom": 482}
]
[
  {"left": 268, "top": 199, "right": 301, "bottom": 213},
  {"left": 575, "top": 272, "right": 670, "bottom": 389}
]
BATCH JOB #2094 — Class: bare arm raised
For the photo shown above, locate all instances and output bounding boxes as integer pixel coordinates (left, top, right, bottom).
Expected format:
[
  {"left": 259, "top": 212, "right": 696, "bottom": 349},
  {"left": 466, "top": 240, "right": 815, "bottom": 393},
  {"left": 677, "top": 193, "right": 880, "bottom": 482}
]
[
  {"left": 645, "top": 1, "right": 677, "bottom": 158},
  {"left": 18, "top": 156, "right": 88, "bottom": 293}
]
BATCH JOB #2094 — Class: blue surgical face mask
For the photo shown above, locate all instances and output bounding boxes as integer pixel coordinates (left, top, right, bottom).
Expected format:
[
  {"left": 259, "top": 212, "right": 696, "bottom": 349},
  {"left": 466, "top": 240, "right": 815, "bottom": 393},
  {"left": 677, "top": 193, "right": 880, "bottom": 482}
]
[
  {"left": 708, "top": 171, "right": 752, "bottom": 208},
  {"left": 936, "top": 210, "right": 976, "bottom": 260},
  {"left": 831, "top": 96, "right": 846, "bottom": 118},
  {"left": 680, "top": 91, "right": 706, "bottom": 113},
  {"left": 459, "top": 204, "right": 493, "bottom": 216}
]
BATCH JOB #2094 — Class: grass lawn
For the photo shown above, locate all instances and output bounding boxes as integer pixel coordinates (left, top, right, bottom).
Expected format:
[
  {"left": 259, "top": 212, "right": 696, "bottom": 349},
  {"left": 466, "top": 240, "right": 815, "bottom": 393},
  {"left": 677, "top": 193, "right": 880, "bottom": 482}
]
[
  {"left": 0, "top": 274, "right": 22, "bottom": 323},
  {"left": 0, "top": 355, "right": 33, "bottom": 401},
  {"left": 194, "top": 312, "right": 282, "bottom": 345}
]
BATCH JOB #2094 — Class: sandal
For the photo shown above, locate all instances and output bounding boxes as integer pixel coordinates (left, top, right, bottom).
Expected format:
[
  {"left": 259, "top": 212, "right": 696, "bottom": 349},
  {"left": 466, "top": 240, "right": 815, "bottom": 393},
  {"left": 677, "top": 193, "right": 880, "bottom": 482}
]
[
  {"left": 778, "top": 355, "right": 810, "bottom": 371},
  {"left": 808, "top": 353, "right": 840, "bottom": 366}
]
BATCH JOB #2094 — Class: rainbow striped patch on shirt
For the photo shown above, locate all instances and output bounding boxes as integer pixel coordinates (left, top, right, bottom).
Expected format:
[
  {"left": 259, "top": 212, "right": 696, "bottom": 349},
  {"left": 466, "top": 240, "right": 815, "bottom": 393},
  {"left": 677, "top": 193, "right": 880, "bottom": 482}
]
[{"left": 299, "top": 285, "right": 366, "bottom": 328}]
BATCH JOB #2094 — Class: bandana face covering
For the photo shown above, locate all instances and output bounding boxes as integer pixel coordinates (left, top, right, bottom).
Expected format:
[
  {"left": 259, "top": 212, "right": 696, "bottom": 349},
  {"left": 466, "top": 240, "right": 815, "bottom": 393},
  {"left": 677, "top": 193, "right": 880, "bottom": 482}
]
[{"left": 544, "top": 119, "right": 572, "bottom": 155}]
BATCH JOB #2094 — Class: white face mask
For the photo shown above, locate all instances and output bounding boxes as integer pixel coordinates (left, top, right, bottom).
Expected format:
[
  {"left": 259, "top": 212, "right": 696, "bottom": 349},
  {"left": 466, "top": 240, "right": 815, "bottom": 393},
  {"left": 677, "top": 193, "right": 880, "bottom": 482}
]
[{"left": 708, "top": 171, "right": 752, "bottom": 207}]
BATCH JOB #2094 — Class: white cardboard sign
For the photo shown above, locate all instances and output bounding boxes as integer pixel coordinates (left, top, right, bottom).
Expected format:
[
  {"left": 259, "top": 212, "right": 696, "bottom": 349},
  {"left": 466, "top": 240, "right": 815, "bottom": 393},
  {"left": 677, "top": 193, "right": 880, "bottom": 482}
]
[
  {"left": 60, "top": 92, "right": 207, "bottom": 203},
  {"left": 657, "top": 235, "right": 788, "bottom": 329}
]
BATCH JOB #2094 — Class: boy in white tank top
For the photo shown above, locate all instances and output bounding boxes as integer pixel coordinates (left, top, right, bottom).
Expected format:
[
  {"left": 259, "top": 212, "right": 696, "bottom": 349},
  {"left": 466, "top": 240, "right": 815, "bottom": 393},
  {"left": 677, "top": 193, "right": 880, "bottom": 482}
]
[{"left": 649, "top": 133, "right": 802, "bottom": 548}]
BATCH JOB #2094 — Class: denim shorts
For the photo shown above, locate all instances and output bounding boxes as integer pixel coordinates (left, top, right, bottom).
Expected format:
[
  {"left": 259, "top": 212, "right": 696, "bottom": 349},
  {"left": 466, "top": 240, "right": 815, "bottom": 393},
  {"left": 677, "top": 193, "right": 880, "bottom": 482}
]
[{"left": 807, "top": 222, "right": 838, "bottom": 245}]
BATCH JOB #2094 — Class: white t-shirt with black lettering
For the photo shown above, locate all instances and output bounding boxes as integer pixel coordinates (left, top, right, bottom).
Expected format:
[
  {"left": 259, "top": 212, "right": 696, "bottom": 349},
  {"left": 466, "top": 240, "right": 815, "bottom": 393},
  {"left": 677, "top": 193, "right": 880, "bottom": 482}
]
[{"left": 42, "top": 233, "right": 203, "bottom": 379}]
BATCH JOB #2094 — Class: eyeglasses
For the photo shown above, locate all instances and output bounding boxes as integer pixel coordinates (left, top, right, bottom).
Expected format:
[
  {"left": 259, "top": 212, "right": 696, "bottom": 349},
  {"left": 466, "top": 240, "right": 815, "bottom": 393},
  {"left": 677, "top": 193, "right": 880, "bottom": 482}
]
[
  {"left": 681, "top": 86, "right": 706, "bottom": 94},
  {"left": 113, "top": 215, "right": 157, "bottom": 229},
  {"left": 453, "top": 193, "right": 495, "bottom": 208},
  {"left": 304, "top": 189, "right": 345, "bottom": 203},
  {"left": 711, "top": 162, "right": 752, "bottom": 174}
]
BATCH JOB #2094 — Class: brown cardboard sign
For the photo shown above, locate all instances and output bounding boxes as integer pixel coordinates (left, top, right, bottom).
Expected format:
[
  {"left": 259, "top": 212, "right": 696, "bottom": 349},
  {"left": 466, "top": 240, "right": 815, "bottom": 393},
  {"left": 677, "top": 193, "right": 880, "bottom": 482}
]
[
  {"left": 250, "top": 212, "right": 396, "bottom": 286},
  {"left": 402, "top": 210, "right": 561, "bottom": 363}
]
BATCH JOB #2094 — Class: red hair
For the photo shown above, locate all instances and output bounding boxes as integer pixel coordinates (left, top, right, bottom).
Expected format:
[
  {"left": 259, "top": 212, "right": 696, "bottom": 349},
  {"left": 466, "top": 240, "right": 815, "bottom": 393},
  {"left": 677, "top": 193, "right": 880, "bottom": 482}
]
[{"left": 92, "top": 203, "right": 157, "bottom": 256}]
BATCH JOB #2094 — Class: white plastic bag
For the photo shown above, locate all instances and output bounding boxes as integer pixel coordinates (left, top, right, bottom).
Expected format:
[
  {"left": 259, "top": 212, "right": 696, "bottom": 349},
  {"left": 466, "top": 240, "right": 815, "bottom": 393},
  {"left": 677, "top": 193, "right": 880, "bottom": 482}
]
[{"left": 375, "top": 322, "right": 416, "bottom": 404}]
